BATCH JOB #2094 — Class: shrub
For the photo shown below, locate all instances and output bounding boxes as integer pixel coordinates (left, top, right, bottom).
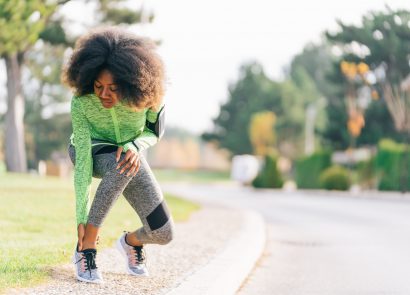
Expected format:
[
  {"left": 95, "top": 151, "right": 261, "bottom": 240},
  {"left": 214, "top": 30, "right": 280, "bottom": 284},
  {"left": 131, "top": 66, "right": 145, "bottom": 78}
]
[
  {"left": 295, "top": 150, "right": 331, "bottom": 189},
  {"left": 319, "top": 165, "right": 351, "bottom": 191},
  {"left": 252, "top": 153, "right": 283, "bottom": 188}
]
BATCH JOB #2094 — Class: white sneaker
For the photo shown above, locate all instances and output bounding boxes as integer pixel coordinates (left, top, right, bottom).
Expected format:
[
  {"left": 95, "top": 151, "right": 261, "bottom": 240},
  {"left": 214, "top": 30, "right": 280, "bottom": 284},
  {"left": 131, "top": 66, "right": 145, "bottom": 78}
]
[
  {"left": 116, "top": 231, "right": 149, "bottom": 276},
  {"left": 72, "top": 246, "right": 104, "bottom": 283}
]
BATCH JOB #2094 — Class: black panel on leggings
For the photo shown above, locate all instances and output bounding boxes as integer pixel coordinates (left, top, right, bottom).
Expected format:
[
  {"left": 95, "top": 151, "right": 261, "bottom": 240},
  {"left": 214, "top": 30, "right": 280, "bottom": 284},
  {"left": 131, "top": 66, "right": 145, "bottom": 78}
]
[
  {"left": 146, "top": 201, "right": 170, "bottom": 231},
  {"left": 94, "top": 145, "right": 118, "bottom": 155}
]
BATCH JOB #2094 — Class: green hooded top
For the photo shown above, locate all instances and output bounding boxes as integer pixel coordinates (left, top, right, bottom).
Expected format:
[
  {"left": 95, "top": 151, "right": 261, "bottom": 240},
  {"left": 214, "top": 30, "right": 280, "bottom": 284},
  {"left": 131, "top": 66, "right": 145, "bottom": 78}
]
[{"left": 70, "top": 94, "right": 164, "bottom": 226}]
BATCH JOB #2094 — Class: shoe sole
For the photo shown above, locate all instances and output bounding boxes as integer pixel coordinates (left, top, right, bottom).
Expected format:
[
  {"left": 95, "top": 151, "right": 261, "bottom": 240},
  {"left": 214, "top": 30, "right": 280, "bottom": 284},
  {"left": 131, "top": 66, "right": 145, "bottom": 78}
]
[
  {"left": 71, "top": 255, "right": 104, "bottom": 284},
  {"left": 115, "top": 238, "right": 149, "bottom": 277}
]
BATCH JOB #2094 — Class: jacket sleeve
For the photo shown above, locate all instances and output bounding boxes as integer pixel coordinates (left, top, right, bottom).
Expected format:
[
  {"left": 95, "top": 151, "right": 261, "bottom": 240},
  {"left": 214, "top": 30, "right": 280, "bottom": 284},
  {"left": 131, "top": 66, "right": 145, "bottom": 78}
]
[
  {"left": 71, "top": 97, "right": 92, "bottom": 226},
  {"left": 122, "top": 103, "right": 165, "bottom": 153}
]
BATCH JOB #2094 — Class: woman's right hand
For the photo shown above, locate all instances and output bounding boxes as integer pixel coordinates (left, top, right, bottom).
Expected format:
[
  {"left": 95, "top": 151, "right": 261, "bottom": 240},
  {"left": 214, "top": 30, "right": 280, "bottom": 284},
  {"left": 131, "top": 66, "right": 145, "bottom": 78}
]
[{"left": 77, "top": 223, "right": 85, "bottom": 251}]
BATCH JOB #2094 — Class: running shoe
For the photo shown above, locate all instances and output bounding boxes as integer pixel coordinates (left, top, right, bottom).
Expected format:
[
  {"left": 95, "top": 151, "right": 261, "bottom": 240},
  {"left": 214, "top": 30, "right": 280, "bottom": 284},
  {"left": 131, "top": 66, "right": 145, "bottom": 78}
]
[
  {"left": 116, "top": 231, "right": 149, "bottom": 276},
  {"left": 72, "top": 245, "right": 104, "bottom": 283}
]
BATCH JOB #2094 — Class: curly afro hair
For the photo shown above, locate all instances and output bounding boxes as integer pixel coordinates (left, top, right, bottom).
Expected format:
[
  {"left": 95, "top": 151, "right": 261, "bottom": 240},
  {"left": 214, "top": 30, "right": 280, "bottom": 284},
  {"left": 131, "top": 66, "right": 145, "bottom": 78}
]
[{"left": 61, "top": 26, "right": 165, "bottom": 110}]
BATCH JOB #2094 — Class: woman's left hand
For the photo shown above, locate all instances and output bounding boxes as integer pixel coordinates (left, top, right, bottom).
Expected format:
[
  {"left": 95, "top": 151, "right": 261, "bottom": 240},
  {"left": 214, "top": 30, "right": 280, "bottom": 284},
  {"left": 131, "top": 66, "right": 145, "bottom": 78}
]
[{"left": 116, "top": 146, "right": 141, "bottom": 177}]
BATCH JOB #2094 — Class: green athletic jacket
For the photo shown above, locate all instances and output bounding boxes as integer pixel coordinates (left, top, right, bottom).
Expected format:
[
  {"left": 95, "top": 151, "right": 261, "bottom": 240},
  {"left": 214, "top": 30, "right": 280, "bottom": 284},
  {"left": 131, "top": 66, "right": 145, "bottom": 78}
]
[{"left": 70, "top": 94, "right": 164, "bottom": 226}]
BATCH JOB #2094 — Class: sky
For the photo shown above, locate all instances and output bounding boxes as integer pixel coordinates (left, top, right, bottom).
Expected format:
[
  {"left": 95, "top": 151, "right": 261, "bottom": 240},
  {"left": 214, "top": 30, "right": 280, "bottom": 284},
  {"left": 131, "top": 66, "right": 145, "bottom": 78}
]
[
  {"left": 137, "top": 0, "right": 410, "bottom": 135},
  {"left": 1, "top": 0, "right": 410, "bottom": 135}
]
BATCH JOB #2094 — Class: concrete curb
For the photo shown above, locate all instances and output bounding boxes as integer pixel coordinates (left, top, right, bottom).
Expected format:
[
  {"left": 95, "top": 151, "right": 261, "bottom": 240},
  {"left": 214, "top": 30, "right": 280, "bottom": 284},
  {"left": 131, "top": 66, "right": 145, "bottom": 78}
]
[{"left": 165, "top": 210, "right": 266, "bottom": 295}]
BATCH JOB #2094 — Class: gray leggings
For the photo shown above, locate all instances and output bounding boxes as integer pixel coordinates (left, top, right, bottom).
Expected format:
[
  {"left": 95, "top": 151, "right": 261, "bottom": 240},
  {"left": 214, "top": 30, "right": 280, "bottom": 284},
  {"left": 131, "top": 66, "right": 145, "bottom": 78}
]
[{"left": 68, "top": 143, "right": 174, "bottom": 245}]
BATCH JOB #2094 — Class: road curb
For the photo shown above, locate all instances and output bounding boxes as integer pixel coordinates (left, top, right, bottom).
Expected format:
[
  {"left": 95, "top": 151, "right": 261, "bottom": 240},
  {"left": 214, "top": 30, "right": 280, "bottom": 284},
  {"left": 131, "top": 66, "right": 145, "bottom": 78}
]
[{"left": 165, "top": 210, "right": 266, "bottom": 295}]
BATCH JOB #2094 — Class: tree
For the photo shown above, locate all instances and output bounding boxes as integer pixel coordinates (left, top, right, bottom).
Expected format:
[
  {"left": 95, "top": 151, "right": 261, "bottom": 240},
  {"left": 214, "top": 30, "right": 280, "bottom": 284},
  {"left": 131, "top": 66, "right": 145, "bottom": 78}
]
[
  {"left": 287, "top": 43, "right": 334, "bottom": 153},
  {"left": 325, "top": 7, "right": 410, "bottom": 191},
  {"left": 202, "top": 62, "right": 305, "bottom": 157},
  {"left": 24, "top": 42, "right": 72, "bottom": 168},
  {"left": 0, "top": 0, "right": 57, "bottom": 172},
  {"left": 326, "top": 7, "right": 410, "bottom": 144},
  {"left": 0, "top": 0, "right": 153, "bottom": 172},
  {"left": 276, "top": 80, "right": 306, "bottom": 157},
  {"left": 289, "top": 42, "right": 336, "bottom": 101},
  {"left": 359, "top": 98, "right": 402, "bottom": 144},
  {"left": 340, "top": 61, "right": 369, "bottom": 147},
  {"left": 202, "top": 62, "right": 282, "bottom": 155},
  {"left": 249, "top": 111, "right": 276, "bottom": 156}
]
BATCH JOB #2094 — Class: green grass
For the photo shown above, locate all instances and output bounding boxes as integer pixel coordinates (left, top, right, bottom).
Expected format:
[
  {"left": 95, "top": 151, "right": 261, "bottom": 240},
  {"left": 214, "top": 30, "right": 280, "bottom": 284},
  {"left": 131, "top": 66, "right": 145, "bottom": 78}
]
[
  {"left": 152, "top": 168, "right": 231, "bottom": 183},
  {"left": 0, "top": 172, "right": 200, "bottom": 293}
]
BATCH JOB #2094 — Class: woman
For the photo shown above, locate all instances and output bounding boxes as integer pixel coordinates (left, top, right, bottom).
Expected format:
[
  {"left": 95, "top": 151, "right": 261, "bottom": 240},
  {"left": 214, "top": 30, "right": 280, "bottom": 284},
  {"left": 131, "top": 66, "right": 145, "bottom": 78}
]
[{"left": 62, "top": 26, "right": 174, "bottom": 284}]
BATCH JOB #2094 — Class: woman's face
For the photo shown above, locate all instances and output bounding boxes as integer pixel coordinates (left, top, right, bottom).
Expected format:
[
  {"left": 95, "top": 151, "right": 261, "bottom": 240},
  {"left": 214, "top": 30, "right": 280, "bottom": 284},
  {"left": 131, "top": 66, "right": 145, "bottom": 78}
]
[{"left": 94, "top": 69, "right": 120, "bottom": 108}]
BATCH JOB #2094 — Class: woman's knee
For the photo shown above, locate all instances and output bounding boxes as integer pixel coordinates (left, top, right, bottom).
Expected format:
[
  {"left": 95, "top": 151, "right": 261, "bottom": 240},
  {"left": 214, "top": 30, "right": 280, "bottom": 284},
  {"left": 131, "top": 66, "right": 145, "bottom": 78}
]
[
  {"left": 137, "top": 216, "right": 175, "bottom": 245},
  {"left": 148, "top": 200, "right": 174, "bottom": 243},
  {"left": 157, "top": 219, "right": 175, "bottom": 245},
  {"left": 146, "top": 219, "right": 175, "bottom": 245}
]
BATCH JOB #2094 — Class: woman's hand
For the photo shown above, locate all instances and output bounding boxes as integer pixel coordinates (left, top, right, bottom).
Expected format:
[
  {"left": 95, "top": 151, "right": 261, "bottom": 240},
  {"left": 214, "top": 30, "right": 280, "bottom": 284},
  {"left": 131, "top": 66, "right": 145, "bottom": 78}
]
[{"left": 116, "top": 146, "right": 141, "bottom": 177}]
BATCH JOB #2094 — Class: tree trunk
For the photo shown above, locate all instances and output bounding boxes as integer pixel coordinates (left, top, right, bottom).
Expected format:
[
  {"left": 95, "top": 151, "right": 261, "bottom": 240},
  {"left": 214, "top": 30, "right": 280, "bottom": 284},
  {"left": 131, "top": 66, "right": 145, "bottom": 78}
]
[{"left": 4, "top": 52, "right": 27, "bottom": 172}]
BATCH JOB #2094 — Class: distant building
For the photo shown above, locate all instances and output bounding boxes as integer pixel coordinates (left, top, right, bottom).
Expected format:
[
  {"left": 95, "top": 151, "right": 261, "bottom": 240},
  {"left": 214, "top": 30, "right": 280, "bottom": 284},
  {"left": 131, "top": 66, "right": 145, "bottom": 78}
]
[{"left": 146, "top": 138, "right": 231, "bottom": 171}]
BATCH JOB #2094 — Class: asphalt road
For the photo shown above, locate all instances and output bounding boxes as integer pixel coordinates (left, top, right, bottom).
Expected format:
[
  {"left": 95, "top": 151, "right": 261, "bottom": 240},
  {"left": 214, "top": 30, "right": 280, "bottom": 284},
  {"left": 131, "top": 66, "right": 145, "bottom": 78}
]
[{"left": 162, "top": 182, "right": 410, "bottom": 295}]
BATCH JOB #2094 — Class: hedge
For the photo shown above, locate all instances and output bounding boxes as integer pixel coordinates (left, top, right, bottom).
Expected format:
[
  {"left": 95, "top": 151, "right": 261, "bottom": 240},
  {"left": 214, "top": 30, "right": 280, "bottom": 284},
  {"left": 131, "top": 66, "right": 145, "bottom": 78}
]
[
  {"left": 295, "top": 150, "right": 331, "bottom": 189},
  {"left": 252, "top": 153, "right": 283, "bottom": 188},
  {"left": 376, "top": 139, "right": 410, "bottom": 191}
]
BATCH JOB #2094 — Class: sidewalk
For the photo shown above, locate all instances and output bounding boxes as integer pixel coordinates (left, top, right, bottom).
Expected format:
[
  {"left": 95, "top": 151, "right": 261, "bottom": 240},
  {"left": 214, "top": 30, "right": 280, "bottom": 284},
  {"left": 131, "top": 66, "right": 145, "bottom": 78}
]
[{"left": 6, "top": 205, "right": 265, "bottom": 295}]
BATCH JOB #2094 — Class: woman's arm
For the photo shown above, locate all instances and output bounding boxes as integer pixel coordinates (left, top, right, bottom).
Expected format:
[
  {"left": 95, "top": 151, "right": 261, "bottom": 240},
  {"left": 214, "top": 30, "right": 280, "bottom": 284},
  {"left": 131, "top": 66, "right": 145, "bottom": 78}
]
[
  {"left": 71, "top": 96, "right": 93, "bottom": 227},
  {"left": 115, "top": 102, "right": 165, "bottom": 177},
  {"left": 122, "top": 103, "right": 166, "bottom": 153}
]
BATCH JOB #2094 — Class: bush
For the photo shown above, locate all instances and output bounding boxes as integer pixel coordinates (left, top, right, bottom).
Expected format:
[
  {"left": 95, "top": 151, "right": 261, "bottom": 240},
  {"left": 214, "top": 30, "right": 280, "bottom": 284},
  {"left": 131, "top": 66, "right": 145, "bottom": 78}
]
[
  {"left": 295, "top": 150, "right": 331, "bottom": 189},
  {"left": 252, "top": 153, "right": 283, "bottom": 188},
  {"left": 319, "top": 165, "right": 351, "bottom": 191},
  {"left": 375, "top": 139, "right": 410, "bottom": 191}
]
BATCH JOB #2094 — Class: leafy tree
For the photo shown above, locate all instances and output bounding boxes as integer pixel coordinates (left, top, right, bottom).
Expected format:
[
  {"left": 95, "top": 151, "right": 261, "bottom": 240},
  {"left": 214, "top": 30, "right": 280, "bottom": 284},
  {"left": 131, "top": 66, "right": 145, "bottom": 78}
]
[
  {"left": 287, "top": 43, "right": 335, "bottom": 152},
  {"left": 358, "top": 98, "right": 402, "bottom": 145},
  {"left": 325, "top": 7, "right": 410, "bottom": 147},
  {"left": 289, "top": 42, "right": 336, "bottom": 100},
  {"left": 249, "top": 111, "right": 276, "bottom": 156},
  {"left": 327, "top": 7, "right": 410, "bottom": 84},
  {"left": 24, "top": 43, "right": 71, "bottom": 169},
  {"left": 1, "top": 0, "right": 153, "bottom": 172},
  {"left": 203, "top": 62, "right": 305, "bottom": 158},
  {"left": 202, "top": 62, "right": 282, "bottom": 155},
  {"left": 0, "top": 0, "right": 57, "bottom": 172},
  {"left": 25, "top": 113, "right": 72, "bottom": 169},
  {"left": 276, "top": 80, "right": 306, "bottom": 157}
]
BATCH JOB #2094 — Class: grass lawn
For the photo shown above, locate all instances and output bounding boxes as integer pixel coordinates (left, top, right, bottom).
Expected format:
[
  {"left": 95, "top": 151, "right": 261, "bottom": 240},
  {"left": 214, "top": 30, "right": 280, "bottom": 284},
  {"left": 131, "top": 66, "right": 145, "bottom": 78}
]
[{"left": 0, "top": 172, "right": 200, "bottom": 293}]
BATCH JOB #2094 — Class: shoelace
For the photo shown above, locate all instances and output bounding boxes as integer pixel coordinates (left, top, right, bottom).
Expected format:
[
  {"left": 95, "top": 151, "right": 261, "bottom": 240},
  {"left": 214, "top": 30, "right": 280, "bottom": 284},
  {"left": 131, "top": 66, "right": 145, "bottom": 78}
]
[
  {"left": 75, "top": 250, "right": 98, "bottom": 277},
  {"left": 124, "top": 231, "right": 146, "bottom": 265},
  {"left": 131, "top": 245, "right": 146, "bottom": 264}
]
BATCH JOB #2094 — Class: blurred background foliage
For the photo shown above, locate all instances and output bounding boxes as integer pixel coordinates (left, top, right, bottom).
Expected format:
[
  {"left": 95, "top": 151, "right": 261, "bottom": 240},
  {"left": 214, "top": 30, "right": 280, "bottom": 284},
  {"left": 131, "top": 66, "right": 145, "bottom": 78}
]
[
  {"left": 1, "top": 4, "right": 410, "bottom": 191},
  {"left": 202, "top": 7, "right": 410, "bottom": 191}
]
